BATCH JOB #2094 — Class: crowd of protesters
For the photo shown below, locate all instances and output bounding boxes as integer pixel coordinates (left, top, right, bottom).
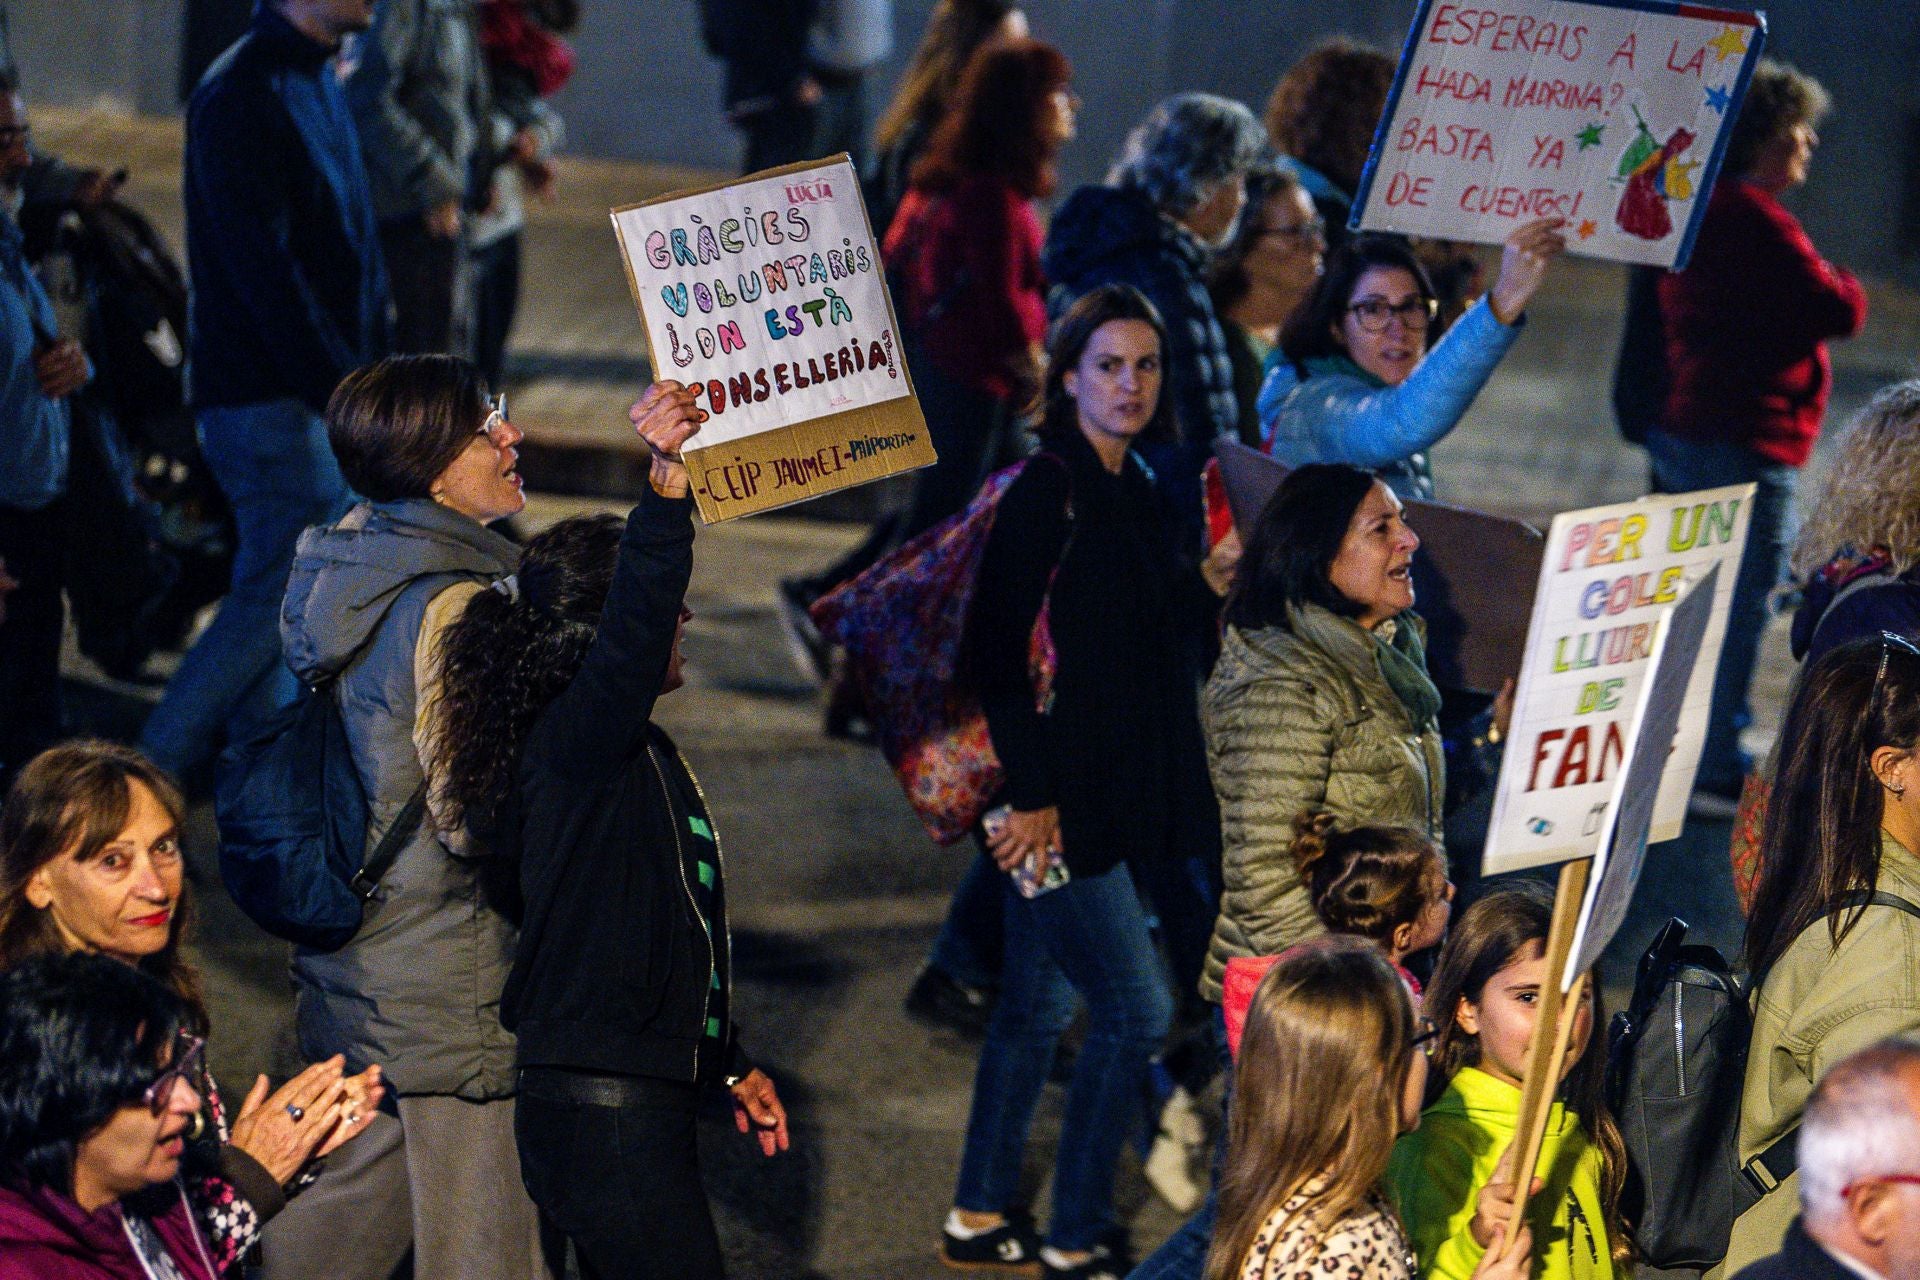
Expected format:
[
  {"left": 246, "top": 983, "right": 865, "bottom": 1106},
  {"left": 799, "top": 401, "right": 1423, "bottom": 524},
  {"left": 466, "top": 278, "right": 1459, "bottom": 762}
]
[{"left": 0, "top": 2, "right": 1912, "bottom": 1279}]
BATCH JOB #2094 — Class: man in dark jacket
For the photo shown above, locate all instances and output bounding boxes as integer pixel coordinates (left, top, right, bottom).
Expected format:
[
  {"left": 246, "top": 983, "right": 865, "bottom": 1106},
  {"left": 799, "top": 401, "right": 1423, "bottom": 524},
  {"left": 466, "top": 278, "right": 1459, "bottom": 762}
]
[
  {"left": 1042, "top": 93, "right": 1268, "bottom": 555},
  {"left": 141, "top": 0, "right": 387, "bottom": 786},
  {"left": 700, "top": 0, "right": 822, "bottom": 174},
  {"left": 1732, "top": 1036, "right": 1920, "bottom": 1280}
]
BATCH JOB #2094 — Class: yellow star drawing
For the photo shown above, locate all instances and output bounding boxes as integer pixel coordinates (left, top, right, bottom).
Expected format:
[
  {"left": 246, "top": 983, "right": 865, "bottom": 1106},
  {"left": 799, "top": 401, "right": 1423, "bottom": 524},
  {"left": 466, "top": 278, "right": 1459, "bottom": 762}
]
[{"left": 1708, "top": 25, "right": 1748, "bottom": 61}]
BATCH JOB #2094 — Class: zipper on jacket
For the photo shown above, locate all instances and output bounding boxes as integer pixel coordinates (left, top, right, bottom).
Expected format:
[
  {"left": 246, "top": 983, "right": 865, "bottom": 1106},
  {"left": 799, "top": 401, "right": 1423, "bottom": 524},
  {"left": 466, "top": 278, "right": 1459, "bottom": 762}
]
[
  {"left": 648, "top": 746, "right": 714, "bottom": 1079},
  {"left": 1674, "top": 983, "right": 1687, "bottom": 1095}
]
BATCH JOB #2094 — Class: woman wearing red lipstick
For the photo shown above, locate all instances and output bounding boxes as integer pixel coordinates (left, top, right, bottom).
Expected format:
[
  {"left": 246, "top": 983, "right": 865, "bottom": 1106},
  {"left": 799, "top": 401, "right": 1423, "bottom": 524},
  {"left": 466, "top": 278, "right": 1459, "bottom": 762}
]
[
  {"left": 0, "top": 953, "right": 223, "bottom": 1280},
  {"left": 0, "top": 741, "right": 384, "bottom": 1277},
  {"left": 1258, "top": 223, "right": 1563, "bottom": 503}
]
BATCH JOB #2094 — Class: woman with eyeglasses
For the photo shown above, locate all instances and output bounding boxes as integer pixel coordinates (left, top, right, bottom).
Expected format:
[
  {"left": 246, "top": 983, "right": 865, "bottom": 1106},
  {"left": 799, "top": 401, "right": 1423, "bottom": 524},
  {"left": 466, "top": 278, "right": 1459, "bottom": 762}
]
[
  {"left": 268, "top": 354, "right": 554, "bottom": 1280},
  {"left": 1206, "top": 164, "right": 1326, "bottom": 449},
  {"left": 1257, "top": 220, "right": 1564, "bottom": 502},
  {"left": 0, "top": 740, "right": 384, "bottom": 1276},
  {"left": 0, "top": 953, "right": 235, "bottom": 1278},
  {"left": 1725, "top": 632, "right": 1920, "bottom": 1270}
]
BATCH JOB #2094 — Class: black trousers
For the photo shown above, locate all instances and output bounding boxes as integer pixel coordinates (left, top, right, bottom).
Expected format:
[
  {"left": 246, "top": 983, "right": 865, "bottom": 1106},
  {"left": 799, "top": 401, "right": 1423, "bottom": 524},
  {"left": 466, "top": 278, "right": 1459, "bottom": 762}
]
[
  {"left": 470, "top": 231, "right": 522, "bottom": 388},
  {"left": 515, "top": 1073, "right": 724, "bottom": 1280},
  {"left": 379, "top": 218, "right": 466, "bottom": 355},
  {"left": 0, "top": 499, "right": 67, "bottom": 791}
]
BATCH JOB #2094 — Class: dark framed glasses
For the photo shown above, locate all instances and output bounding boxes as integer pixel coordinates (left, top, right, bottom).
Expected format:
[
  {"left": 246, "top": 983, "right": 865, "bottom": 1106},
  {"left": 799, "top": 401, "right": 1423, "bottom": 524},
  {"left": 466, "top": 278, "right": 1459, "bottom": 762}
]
[
  {"left": 1346, "top": 295, "right": 1439, "bottom": 334},
  {"left": 141, "top": 1033, "right": 206, "bottom": 1116},
  {"left": 1875, "top": 631, "right": 1920, "bottom": 690}
]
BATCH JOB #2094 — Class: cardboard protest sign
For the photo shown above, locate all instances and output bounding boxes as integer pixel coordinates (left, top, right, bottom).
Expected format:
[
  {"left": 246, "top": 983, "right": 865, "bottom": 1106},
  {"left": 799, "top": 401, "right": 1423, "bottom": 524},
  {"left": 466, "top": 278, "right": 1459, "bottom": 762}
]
[
  {"left": 1354, "top": 0, "right": 1768, "bottom": 268},
  {"left": 1213, "top": 440, "right": 1544, "bottom": 692},
  {"left": 1484, "top": 485, "right": 1751, "bottom": 876},
  {"left": 1563, "top": 564, "right": 1716, "bottom": 987},
  {"left": 611, "top": 156, "right": 934, "bottom": 522}
]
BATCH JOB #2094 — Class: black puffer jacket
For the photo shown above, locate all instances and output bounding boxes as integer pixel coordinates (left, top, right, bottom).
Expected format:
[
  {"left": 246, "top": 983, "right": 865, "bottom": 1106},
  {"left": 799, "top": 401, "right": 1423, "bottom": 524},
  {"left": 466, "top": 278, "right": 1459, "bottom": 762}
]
[{"left": 1042, "top": 184, "right": 1235, "bottom": 552}]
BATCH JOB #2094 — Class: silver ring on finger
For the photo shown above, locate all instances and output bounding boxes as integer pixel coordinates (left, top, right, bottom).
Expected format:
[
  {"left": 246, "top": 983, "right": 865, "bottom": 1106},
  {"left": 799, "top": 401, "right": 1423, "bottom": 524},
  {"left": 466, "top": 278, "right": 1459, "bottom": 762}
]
[{"left": 285, "top": 1102, "right": 305, "bottom": 1122}]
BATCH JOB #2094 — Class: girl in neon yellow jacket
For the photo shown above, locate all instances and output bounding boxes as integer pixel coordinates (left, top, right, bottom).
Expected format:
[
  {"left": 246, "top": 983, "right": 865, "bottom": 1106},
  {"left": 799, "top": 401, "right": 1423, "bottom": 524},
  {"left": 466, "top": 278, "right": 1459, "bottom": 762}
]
[{"left": 1387, "top": 885, "right": 1630, "bottom": 1280}]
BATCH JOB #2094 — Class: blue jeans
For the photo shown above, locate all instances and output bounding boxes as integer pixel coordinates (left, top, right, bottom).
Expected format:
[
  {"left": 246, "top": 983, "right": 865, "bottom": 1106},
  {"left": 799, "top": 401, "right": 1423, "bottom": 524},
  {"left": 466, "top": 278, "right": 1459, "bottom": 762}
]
[
  {"left": 140, "top": 400, "right": 353, "bottom": 778},
  {"left": 1126, "top": 1008, "right": 1230, "bottom": 1280},
  {"left": 1643, "top": 431, "right": 1797, "bottom": 792},
  {"left": 955, "top": 863, "right": 1175, "bottom": 1252}
]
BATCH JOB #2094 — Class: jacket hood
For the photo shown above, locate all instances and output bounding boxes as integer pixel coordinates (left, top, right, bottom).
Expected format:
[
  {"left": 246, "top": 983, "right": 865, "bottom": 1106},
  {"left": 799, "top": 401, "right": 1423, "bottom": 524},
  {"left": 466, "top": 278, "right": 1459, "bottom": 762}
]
[
  {"left": 281, "top": 498, "right": 520, "bottom": 682},
  {"left": 1041, "top": 184, "right": 1200, "bottom": 291},
  {"left": 1428, "top": 1065, "right": 1577, "bottom": 1140}
]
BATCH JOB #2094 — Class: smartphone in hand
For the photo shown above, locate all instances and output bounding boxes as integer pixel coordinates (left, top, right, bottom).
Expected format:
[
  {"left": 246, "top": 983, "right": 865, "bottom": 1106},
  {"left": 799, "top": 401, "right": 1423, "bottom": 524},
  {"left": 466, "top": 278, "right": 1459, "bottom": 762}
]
[{"left": 982, "top": 805, "right": 1070, "bottom": 899}]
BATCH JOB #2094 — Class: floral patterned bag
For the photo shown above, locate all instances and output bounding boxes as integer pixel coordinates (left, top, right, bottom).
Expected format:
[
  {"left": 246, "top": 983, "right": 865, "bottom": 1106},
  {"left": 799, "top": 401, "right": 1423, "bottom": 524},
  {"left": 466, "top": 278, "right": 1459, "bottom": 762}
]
[{"left": 812, "top": 455, "right": 1069, "bottom": 844}]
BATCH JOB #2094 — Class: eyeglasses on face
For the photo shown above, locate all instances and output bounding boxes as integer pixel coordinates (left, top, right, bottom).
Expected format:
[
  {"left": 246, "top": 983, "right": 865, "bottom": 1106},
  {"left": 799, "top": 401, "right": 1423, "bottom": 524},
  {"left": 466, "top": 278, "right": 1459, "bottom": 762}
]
[
  {"left": 1347, "top": 295, "right": 1439, "bottom": 334},
  {"left": 141, "top": 1032, "right": 206, "bottom": 1116},
  {"left": 1260, "top": 216, "right": 1326, "bottom": 245},
  {"left": 479, "top": 393, "right": 509, "bottom": 439}
]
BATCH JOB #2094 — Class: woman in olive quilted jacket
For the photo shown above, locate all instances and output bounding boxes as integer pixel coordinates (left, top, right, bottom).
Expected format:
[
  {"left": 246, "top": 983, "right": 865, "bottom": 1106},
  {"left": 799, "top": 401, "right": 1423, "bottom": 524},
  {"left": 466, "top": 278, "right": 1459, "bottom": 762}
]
[{"left": 1202, "top": 463, "right": 1457, "bottom": 1004}]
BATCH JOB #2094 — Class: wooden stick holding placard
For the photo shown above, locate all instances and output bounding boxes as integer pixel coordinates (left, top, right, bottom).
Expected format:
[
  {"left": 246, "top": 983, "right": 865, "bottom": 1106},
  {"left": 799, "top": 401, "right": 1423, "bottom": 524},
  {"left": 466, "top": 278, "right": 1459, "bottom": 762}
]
[{"left": 1502, "top": 857, "right": 1593, "bottom": 1244}]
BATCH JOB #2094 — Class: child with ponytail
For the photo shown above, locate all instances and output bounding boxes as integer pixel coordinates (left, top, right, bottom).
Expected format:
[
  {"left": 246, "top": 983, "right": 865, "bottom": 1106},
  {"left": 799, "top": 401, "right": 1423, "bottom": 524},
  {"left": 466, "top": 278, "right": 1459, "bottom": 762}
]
[{"left": 1223, "top": 812, "right": 1452, "bottom": 1055}]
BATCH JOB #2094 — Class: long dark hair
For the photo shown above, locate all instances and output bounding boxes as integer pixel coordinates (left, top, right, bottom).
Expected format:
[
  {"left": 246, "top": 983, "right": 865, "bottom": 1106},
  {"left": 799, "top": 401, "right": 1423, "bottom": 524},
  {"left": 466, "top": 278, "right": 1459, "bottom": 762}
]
[
  {"left": 1035, "top": 284, "right": 1177, "bottom": 447},
  {"left": 1746, "top": 635, "right": 1920, "bottom": 977},
  {"left": 1224, "top": 462, "right": 1376, "bottom": 632},
  {"left": 911, "top": 38, "right": 1070, "bottom": 200},
  {"left": 873, "top": 0, "right": 1018, "bottom": 155},
  {"left": 1423, "top": 884, "right": 1631, "bottom": 1265},
  {"left": 1278, "top": 233, "right": 1436, "bottom": 373},
  {"left": 0, "top": 742, "right": 206, "bottom": 1034},
  {"left": 426, "top": 515, "right": 624, "bottom": 843}
]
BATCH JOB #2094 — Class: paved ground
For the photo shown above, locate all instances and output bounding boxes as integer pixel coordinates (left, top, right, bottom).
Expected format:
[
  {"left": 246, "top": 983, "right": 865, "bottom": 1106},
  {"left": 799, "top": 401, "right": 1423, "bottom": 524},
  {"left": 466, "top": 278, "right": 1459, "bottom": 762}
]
[{"left": 34, "top": 105, "right": 1920, "bottom": 1277}]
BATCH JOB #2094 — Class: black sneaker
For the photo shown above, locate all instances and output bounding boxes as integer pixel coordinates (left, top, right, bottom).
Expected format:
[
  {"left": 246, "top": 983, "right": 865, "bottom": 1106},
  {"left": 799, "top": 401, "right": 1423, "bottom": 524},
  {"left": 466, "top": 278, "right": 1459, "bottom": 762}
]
[
  {"left": 776, "top": 577, "right": 831, "bottom": 684},
  {"left": 906, "top": 965, "right": 996, "bottom": 1039},
  {"left": 940, "top": 1213, "right": 1042, "bottom": 1274}
]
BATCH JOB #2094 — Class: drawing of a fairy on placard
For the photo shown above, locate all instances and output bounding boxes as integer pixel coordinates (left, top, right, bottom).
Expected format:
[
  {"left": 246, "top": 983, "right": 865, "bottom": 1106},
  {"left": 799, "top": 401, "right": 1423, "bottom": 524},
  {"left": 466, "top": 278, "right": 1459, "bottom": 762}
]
[{"left": 1614, "top": 106, "right": 1701, "bottom": 241}]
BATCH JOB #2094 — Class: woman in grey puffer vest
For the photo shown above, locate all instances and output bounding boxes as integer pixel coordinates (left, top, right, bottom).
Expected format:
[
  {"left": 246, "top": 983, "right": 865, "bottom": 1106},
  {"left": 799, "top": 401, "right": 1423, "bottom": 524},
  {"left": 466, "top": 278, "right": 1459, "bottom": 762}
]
[{"left": 260, "top": 356, "right": 554, "bottom": 1280}]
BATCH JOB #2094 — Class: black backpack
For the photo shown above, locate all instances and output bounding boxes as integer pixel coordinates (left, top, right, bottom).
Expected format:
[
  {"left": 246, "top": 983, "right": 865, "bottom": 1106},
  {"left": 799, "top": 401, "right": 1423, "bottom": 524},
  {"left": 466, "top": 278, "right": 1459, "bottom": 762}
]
[
  {"left": 1609, "top": 894, "right": 1920, "bottom": 1269},
  {"left": 214, "top": 679, "right": 425, "bottom": 952}
]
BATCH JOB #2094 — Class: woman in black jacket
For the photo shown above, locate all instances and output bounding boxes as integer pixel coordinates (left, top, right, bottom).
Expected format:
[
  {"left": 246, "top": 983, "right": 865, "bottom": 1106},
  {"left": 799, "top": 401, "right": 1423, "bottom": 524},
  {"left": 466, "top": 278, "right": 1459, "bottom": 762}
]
[
  {"left": 425, "top": 384, "right": 787, "bottom": 1280},
  {"left": 942, "top": 286, "right": 1235, "bottom": 1280}
]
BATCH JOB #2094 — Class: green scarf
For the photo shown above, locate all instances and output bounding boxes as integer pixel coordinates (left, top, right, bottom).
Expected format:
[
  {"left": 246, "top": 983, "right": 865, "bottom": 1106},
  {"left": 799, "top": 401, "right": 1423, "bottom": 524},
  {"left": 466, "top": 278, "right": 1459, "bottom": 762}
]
[
  {"left": 1374, "top": 616, "right": 1443, "bottom": 731},
  {"left": 1303, "top": 353, "right": 1388, "bottom": 389}
]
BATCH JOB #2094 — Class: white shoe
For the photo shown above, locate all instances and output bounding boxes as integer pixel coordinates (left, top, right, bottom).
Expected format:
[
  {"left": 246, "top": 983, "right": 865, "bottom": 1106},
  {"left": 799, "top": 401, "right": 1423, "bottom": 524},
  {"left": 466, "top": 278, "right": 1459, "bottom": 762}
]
[{"left": 1143, "top": 1087, "right": 1205, "bottom": 1213}]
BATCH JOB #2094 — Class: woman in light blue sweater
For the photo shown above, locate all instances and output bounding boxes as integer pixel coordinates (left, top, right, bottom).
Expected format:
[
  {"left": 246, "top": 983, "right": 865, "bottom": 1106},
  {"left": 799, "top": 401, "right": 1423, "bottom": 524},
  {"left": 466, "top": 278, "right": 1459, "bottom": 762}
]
[{"left": 1257, "top": 218, "right": 1563, "bottom": 501}]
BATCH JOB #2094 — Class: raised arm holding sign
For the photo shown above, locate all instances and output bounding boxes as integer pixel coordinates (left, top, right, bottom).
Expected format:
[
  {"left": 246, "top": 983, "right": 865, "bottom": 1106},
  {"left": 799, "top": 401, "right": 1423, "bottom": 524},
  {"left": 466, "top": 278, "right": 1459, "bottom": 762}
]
[
  {"left": 611, "top": 156, "right": 935, "bottom": 522},
  {"left": 1354, "top": 0, "right": 1767, "bottom": 268}
]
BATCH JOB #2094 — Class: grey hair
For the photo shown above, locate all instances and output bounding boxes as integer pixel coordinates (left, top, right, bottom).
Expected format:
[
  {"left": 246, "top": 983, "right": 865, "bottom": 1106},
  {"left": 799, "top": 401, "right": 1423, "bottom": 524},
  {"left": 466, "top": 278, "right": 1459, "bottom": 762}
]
[
  {"left": 1799, "top": 1036, "right": 1920, "bottom": 1225},
  {"left": 1791, "top": 380, "right": 1920, "bottom": 580},
  {"left": 1106, "top": 92, "right": 1270, "bottom": 219}
]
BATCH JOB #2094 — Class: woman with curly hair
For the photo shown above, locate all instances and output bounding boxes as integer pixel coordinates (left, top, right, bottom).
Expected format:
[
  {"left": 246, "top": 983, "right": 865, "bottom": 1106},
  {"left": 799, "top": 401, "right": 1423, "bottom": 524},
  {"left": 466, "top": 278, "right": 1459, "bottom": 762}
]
[
  {"left": 425, "top": 382, "right": 788, "bottom": 1280},
  {"left": 1262, "top": 38, "right": 1393, "bottom": 236},
  {"left": 1730, "top": 381, "right": 1920, "bottom": 906},
  {"left": 1788, "top": 380, "right": 1920, "bottom": 664}
]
